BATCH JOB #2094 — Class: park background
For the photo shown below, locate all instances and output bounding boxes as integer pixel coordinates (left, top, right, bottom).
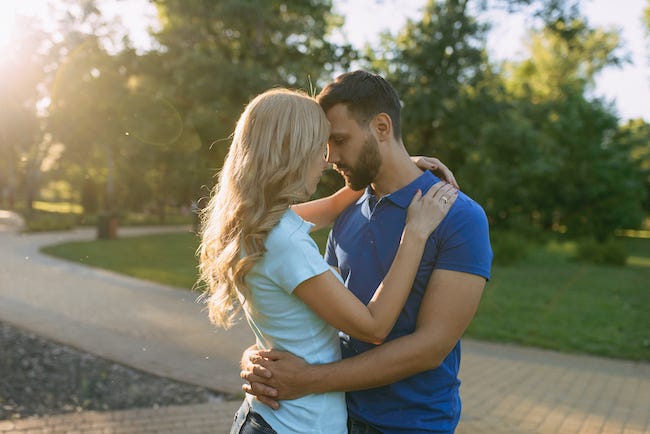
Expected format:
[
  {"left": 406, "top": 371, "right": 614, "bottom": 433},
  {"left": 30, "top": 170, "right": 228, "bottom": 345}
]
[{"left": 1, "top": 0, "right": 649, "bottom": 362}]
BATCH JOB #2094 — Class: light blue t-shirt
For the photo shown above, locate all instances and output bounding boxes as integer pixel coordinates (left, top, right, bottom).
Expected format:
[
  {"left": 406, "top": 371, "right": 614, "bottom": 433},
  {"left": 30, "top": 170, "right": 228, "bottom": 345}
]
[{"left": 242, "top": 208, "right": 347, "bottom": 434}]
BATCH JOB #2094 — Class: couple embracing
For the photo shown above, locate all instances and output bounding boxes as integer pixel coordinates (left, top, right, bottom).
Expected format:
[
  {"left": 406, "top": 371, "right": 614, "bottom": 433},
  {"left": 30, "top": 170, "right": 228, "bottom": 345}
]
[{"left": 199, "top": 70, "right": 492, "bottom": 434}]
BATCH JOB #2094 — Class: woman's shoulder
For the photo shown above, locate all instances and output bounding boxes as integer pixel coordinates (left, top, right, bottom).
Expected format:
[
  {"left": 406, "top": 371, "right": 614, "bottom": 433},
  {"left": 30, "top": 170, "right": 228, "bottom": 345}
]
[{"left": 265, "top": 209, "right": 316, "bottom": 252}]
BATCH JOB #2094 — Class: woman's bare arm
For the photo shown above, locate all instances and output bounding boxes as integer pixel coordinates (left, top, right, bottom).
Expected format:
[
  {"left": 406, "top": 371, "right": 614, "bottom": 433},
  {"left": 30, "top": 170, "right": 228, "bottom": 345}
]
[{"left": 291, "top": 186, "right": 362, "bottom": 231}]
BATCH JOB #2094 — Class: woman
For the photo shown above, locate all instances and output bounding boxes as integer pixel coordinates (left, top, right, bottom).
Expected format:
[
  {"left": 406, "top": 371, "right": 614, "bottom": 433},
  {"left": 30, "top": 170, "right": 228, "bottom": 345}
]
[{"left": 198, "top": 89, "right": 457, "bottom": 434}]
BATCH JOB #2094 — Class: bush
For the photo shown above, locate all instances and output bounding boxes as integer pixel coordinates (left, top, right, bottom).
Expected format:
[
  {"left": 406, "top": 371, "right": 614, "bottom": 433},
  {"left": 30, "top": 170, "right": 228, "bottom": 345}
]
[
  {"left": 575, "top": 238, "right": 627, "bottom": 266},
  {"left": 24, "top": 211, "right": 77, "bottom": 232},
  {"left": 491, "top": 231, "right": 529, "bottom": 265}
]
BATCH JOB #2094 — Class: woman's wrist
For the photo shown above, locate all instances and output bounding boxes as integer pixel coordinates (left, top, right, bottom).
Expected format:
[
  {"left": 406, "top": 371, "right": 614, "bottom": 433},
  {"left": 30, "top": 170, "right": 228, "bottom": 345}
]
[{"left": 401, "top": 226, "right": 430, "bottom": 244}]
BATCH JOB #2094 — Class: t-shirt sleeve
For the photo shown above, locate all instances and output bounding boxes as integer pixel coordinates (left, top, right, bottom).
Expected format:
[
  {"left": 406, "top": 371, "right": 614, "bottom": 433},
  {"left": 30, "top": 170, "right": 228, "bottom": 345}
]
[
  {"left": 324, "top": 229, "right": 338, "bottom": 268},
  {"left": 266, "top": 232, "right": 331, "bottom": 294},
  {"left": 435, "top": 201, "right": 493, "bottom": 280}
]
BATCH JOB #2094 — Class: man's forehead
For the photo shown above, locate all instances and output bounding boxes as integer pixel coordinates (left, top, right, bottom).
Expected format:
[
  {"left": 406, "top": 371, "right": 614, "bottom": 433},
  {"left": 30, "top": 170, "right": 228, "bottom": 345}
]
[{"left": 326, "top": 104, "right": 358, "bottom": 132}]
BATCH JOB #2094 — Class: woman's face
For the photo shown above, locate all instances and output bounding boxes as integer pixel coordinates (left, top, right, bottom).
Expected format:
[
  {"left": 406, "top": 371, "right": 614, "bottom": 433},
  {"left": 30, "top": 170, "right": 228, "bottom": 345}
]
[{"left": 305, "top": 144, "right": 329, "bottom": 196}]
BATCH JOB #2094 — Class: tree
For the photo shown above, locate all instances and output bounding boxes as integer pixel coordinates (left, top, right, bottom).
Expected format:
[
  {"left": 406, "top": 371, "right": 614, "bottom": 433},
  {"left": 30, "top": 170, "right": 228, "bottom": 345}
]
[
  {"left": 373, "top": 0, "right": 489, "bottom": 170},
  {"left": 615, "top": 119, "right": 650, "bottom": 216},
  {"left": 144, "top": 0, "right": 354, "bottom": 175},
  {"left": 374, "top": 0, "right": 644, "bottom": 239},
  {"left": 48, "top": 35, "right": 132, "bottom": 214},
  {"left": 0, "top": 16, "right": 50, "bottom": 211},
  {"left": 46, "top": 0, "right": 176, "bottom": 218},
  {"left": 465, "top": 15, "right": 644, "bottom": 238}
]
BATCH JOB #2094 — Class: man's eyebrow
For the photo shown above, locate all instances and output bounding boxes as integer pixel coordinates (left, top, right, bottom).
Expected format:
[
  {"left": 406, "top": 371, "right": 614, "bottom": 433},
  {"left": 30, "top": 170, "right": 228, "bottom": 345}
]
[{"left": 329, "top": 132, "right": 349, "bottom": 140}]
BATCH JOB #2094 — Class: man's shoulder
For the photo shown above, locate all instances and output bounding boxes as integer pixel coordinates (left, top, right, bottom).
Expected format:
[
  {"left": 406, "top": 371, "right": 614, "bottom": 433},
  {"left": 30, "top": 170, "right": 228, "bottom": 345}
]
[
  {"left": 435, "top": 191, "right": 491, "bottom": 244},
  {"left": 450, "top": 192, "right": 488, "bottom": 222}
]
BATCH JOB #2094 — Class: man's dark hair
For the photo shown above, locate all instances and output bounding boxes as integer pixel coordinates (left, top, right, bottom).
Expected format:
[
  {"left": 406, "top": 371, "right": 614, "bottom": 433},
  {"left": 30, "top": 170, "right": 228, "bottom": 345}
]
[{"left": 317, "top": 70, "right": 402, "bottom": 139}]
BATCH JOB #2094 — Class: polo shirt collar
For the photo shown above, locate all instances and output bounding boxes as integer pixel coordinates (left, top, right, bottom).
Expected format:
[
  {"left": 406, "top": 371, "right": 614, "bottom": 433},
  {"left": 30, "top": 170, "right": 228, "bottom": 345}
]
[{"left": 364, "top": 171, "right": 441, "bottom": 209}]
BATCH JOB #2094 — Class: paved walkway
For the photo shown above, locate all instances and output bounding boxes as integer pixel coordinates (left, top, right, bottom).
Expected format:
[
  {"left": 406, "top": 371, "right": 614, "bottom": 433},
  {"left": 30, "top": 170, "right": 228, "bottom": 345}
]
[{"left": 0, "top": 216, "right": 648, "bottom": 433}]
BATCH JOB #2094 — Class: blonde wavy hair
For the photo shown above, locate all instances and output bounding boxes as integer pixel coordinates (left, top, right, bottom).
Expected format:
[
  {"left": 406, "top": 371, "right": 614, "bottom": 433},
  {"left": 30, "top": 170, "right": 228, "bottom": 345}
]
[{"left": 198, "top": 88, "right": 329, "bottom": 328}]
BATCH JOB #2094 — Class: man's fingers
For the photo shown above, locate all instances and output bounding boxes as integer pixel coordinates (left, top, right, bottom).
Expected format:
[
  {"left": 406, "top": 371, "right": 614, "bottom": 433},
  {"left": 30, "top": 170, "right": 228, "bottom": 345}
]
[
  {"left": 253, "top": 364, "right": 272, "bottom": 378},
  {"left": 241, "top": 363, "right": 273, "bottom": 379},
  {"left": 254, "top": 394, "right": 280, "bottom": 410},
  {"left": 242, "top": 381, "right": 279, "bottom": 398},
  {"left": 240, "top": 371, "right": 270, "bottom": 384}
]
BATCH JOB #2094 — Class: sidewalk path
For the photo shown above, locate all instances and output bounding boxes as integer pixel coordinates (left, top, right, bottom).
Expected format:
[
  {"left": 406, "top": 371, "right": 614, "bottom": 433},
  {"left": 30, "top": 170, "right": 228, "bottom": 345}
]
[
  {"left": 0, "top": 225, "right": 253, "bottom": 394},
  {"left": 1, "top": 222, "right": 648, "bottom": 433}
]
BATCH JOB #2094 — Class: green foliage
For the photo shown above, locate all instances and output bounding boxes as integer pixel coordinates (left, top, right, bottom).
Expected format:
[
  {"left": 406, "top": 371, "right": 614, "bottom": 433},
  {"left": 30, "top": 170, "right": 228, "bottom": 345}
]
[
  {"left": 370, "top": 1, "right": 645, "bottom": 242},
  {"left": 374, "top": 0, "right": 489, "bottom": 170},
  {"left": 1, "top": 0, "right": 646, "bottom": 248},
  {"left": 615, "top": 119, "right": 650, "bottom": 214},
  {"left": 490, "top": 231, "right": 529, "bottom": 265},
  {"left": 22, "top": 210, "right": 78, "bottom": 232},
  {"left": 575, "top": 238, "right": 627, "bottom": 266},
  {"left": 147, "top": 0, "right": 353, "bottom": 161},
  {"left": 455, "top": 14, "right": 644, "bottom": 240}
]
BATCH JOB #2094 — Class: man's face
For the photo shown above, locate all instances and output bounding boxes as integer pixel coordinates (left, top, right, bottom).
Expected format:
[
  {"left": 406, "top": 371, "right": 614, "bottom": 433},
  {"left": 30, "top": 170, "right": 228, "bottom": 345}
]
[{"left": 325, "top": 103, "right": 382, "bottom": 191}]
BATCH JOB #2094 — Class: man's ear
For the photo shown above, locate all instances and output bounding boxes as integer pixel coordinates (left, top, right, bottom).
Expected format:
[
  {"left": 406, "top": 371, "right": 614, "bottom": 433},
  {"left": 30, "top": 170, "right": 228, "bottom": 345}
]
[{"left": 371, "top": 113, "right": 392, "bottom": 141}]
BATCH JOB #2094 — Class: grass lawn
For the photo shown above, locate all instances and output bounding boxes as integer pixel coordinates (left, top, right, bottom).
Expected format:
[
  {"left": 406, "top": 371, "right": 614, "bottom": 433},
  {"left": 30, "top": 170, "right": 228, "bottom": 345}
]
[
  {"left": 41, "top": 232, "right": 202, "bottom": 290},
  {"left": 42, "top": 229, "right": 650, "bottom": 362},
  {"left": 469, "top": 245, "right": 650, "bottom": 361}
]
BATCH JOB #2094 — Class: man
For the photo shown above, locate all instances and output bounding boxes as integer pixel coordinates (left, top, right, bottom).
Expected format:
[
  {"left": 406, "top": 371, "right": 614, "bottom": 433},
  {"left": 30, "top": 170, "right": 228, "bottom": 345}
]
[{"left": 241, "top": 70, "right": 492, "bottom": 433}]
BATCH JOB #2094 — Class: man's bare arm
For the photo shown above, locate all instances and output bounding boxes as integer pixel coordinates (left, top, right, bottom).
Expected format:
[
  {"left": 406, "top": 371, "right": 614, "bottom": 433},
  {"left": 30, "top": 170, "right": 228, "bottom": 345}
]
[{"left": 242, "top": 269, "right": 485, "bottom": 401}]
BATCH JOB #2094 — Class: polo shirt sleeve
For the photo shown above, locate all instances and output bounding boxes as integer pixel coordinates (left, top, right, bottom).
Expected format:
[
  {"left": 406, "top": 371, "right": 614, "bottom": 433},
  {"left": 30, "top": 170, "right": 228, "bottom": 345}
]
[
  {"left": 324, "top": 229, "right": 339, "bottom": 268},
  {"left": 266, "top": 232, "right": 331, "bottom": 294},
  {"left": 435, "top": 200, "right": 493, "bottom": 280}
]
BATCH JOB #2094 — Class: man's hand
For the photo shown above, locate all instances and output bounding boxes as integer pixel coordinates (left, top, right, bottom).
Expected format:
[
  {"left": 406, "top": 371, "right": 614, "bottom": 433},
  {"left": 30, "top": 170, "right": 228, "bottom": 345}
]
[
  {"left": 240, "top": 348, "right": 311, "bottom": 409},
  {"left": 240, "top": 346, "right": 279, "bottom": 409}
]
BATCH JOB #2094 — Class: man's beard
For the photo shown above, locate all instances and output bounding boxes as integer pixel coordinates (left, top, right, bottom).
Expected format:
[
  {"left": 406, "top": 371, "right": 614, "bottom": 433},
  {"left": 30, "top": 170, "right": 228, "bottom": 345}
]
[{"left": 338, "top": 134, "right": 382, "bottom": 191}]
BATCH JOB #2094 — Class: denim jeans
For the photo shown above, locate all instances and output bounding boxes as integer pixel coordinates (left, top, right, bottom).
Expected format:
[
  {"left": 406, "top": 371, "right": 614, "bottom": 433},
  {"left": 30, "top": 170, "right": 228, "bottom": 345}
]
[
  {"left": 348, "top": 416, "right": 383, "bottom": 434},
  {"left": 230, "top": 400, "right": 277, "bottom": 434}
]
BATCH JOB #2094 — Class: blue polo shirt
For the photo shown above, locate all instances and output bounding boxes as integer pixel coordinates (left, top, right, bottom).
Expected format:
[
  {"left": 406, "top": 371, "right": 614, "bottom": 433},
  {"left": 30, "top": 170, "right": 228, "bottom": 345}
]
[{"left": 325, "top": 171, "right": 492, "bottom": 434}]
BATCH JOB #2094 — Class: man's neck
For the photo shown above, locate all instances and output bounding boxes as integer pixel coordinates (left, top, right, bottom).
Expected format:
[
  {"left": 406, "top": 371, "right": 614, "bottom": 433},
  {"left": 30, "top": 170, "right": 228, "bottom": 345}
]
[{"left": 371, "top": 143, "right": 423, "bottom": 198}]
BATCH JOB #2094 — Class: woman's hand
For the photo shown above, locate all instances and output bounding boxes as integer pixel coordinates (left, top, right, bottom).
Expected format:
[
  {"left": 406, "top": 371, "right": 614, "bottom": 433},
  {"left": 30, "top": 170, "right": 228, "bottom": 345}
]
[
  {"left": 404, "top": 182, "right": 458, "bottom": 239},
  {"left": 411, "top": 156, "right": 459, "bottom": 189}
]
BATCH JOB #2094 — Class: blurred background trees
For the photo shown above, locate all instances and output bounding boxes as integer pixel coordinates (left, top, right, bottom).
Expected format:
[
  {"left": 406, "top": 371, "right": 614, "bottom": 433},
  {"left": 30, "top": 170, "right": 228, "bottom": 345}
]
[{"left": 0, "top": 0, "right": 647, "bottom": 254}]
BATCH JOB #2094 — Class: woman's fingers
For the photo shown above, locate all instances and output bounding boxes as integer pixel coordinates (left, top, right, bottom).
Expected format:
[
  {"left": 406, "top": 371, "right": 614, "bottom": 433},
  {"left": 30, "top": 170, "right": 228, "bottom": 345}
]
[
  {"left": 411, "top": 156, "right": 460, "bottom": 189},
  {"left": 432, "top": 159, "right": 459, "bottom": 189}
]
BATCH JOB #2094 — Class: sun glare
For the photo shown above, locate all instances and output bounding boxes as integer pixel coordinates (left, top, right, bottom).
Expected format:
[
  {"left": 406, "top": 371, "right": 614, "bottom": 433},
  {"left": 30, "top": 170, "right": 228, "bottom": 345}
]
[
  {"left": 0, "top": 6, "right": 17, "bottom": 48},
  {"left": 0, "top": 0, "right": 52, "bottom": 49}
]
